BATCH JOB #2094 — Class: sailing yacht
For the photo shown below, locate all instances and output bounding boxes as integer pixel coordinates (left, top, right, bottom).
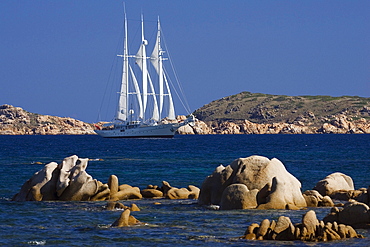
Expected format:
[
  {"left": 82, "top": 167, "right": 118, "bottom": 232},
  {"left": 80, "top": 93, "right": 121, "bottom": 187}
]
[{"left": 95, "top": 14, "right": 194, "bottom": 138}]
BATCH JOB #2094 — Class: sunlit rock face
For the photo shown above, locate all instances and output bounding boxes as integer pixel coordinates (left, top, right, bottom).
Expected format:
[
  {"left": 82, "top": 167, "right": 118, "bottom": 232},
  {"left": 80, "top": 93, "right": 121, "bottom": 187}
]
[{"left": 198, "top": 155, "right": 307, "bottom": 210}]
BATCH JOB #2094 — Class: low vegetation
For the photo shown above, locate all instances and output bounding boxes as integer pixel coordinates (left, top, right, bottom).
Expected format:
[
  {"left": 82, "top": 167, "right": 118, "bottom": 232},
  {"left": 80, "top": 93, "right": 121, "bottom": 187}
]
[{"left": 193, "top": 92, "right": 370, "bottom": 127}]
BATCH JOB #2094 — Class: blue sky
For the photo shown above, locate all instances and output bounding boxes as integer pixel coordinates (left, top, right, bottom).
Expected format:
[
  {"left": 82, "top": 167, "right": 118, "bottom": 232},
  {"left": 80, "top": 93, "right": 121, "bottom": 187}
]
[{"left": 1, "top": 1, "right": 369, "bottom": 123}]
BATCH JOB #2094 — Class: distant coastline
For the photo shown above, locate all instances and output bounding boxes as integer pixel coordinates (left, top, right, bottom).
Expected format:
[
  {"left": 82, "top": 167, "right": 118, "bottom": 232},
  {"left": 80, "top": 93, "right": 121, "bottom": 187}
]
[
  {"left": 0, "top": 104, "right": 95, "bottom": 135},
  {"left": 1, "top": 92, "right": 370, "bottom": 135},
  {"left": 190, "top": 92, "right": 370, "bottom": 134}
]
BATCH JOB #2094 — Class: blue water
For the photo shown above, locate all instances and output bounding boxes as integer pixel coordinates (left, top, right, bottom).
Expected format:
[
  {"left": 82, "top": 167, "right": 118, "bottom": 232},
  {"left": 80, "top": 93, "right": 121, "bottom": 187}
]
[{"left": 0, "top": 134, "right": 369, "bottom": 246}]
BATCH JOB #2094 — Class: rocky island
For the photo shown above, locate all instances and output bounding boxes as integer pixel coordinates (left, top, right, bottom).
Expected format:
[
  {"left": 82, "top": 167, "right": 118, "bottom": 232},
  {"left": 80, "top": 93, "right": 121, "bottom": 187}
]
[
  {"left": 1, "top": 92, "right": 370, "bottom": 135},
  {"left": 0, "top": 104, "right": 95, "bottom": 135},
  {"left": 191, "top": 92, "right": 370, "bottom": 134}
]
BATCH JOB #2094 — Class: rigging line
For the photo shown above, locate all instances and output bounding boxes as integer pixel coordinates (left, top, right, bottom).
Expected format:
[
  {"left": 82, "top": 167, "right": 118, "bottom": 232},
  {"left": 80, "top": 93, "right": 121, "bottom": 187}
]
[
  {"left": 163, "top": 67, "right": 191, "bottom": 115},
  {"left": 160, "top": 29, "right": 192, "bottom": 114},
  {"left": 163, "top": 62, "right": 191, "bottom": 114},
  {"left": 97, "top": 57, "right": 116, "bottom": 122},
  {"left": 97, "top": 25, "right": 125, "bottom": 122},
  {"left": 97, "top": 54, "right": 115, "bottom": 122}
]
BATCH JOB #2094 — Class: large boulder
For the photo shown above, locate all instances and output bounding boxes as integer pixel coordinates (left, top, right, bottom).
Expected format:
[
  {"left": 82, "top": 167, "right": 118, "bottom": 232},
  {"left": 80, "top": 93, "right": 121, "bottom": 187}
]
[
  {"left": 56, "top": 155, "right": 78, "bottom": 196},
  {"left": 302, "top": 190, "right": 323, "bottom": 207},
  {"left": 313, "top": 172, "right": 354, "bottom": 196},
  {"left": 13, "top": 155, "right": 108, "bottom": 201},
  {"left": 58, "top": 158, "right": 100, "bottom": 201},
  {"left": 220, "top": 184, "right": 258, "bottom": 210},
  {"left": 198, "top": 164, "right": 233, "bottom": 205},
  {"left": 272, "top": 216, "right": 295, "bottom": 240},
  {"left": 58, "top": 169, "right": 99, "bottom": 201},
  {"left": 198, "top": 155, "right": 306, "bottom": 209},
  {"left": 12, "top": 162, "right": 59, "bottom": 201},
  {"left": 302, "top": 210, "right": 319, "bottom": 236}
]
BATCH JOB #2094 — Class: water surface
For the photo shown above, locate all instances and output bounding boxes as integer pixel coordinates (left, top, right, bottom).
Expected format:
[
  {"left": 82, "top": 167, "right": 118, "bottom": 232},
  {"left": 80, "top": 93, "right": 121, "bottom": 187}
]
[{"left": 0, "top": 134, "right": 369, "bottom": 246}]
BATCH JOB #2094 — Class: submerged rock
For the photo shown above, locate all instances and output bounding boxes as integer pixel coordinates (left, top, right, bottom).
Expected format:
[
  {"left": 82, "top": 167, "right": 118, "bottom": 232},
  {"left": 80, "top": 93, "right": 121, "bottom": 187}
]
[
  {"left": 161, "top": 181, "right": 200, "bottom": 200},
  {"left": 106, "top": 202, "right": 140, "bottom": 211},
  {"left": 111, "top": 209, "right": 141, "bottom": 227}
]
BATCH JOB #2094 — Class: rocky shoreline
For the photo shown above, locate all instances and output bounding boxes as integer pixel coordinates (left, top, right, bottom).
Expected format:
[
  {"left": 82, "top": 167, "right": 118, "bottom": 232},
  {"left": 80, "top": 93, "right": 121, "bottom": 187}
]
[
  {"left": 178, "top": 115, "right": 370, "bottom": 134},
  {"left": 0, "top": 104, "right": 95, "bottom": 135},
  {"left": 12, "top": 154, "right": 370, "bottom": 242},
  {"left": 1, "top": 104, "right": 370, "bottom": 135}
]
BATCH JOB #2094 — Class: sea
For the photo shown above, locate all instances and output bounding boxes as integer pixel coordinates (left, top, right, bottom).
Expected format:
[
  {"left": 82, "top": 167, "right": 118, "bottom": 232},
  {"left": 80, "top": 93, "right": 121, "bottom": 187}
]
[{"left": 0, "top": 134, "right": 369, "bottom": 246}]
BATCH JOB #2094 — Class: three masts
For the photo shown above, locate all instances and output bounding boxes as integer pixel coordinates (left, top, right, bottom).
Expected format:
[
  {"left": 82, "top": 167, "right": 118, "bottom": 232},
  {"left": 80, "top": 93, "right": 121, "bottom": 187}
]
[{"left": 95, "top": 13, "right": 194, "bottom": 138}]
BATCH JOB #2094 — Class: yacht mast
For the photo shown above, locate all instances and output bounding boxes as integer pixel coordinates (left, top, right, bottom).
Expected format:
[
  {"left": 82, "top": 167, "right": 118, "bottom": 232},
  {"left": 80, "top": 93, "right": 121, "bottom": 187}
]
[{"left": 151, "top": 17, "right": 176, "bottom": 120}]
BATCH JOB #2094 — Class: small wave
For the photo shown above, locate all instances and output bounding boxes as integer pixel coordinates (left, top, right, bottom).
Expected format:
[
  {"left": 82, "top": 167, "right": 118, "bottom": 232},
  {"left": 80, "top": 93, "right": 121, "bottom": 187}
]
[
  {"left": 88, "top": 158, "right": 104, "bottom": 161},
  {"left": 27, "top": 240, "right": 46, "bottom": 245}
]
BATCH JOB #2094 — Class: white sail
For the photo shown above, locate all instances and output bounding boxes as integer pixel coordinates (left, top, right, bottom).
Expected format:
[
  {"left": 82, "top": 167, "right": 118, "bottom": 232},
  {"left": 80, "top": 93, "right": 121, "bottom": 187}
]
[
  {"left": 150, "top": 17, "right": 164, "bottom": 119},
  {"left": 129, "top": 65, "right": 143, "bottom": 119},
  {"left": 117, "top": 12, "right": 129, "bottom": 122},
  {"left": 150, "top": 17, "right": 176, "bottom": 120},
  {"left": 135, "top": 15, "right": 148, "bottom": 115},
  {"left": 164, "top": 73, "right": 175, "bottom": 120},
  {"left": 147, "top": 75, "right": 159, "bottom": 121}
]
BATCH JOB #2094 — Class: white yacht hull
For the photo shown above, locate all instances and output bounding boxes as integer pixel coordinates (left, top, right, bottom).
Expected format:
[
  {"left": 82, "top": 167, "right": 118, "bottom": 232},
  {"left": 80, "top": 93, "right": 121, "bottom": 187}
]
[{"left": 95, "top": 123, "right": 180, "bottom": 138}]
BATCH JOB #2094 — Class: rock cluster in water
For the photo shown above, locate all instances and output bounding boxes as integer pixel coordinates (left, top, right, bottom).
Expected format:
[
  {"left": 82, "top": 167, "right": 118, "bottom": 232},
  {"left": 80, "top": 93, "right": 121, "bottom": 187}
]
[
  {"left": 242, "top": 210, "right": 363, "bottom": 241},
  {"left": 197, "top": 155, "right": 370, "bottom": 229},
  {"left": 324, "top": 201, "right": 370, "bottom": 228},
  {"left": 198, "top": 155, "right": 307, "bottom": 210},
  {"left": 12, "top": 155, "right": 199, "bottom": 202},
  {"left": 11, "top": 154, "right": 370, "bottom": 241}
]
